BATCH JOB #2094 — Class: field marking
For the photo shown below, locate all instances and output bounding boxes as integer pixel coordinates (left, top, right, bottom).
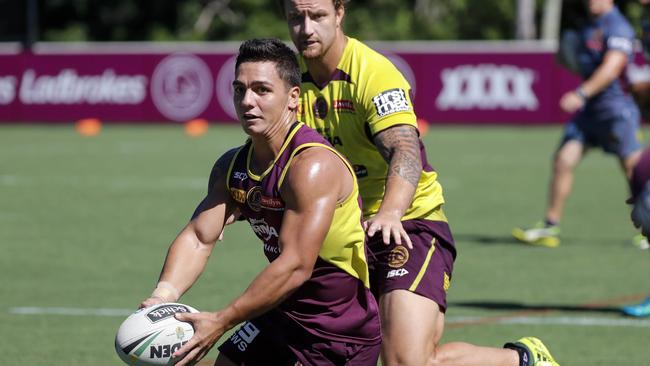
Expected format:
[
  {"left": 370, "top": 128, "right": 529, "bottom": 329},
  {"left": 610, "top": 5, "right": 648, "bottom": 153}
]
[
  {"left": 8, "top": 307, "right": 650, "bottom": 327},
  {"left": 9, "top": 307, "right": 134, "bottom": 317},
  {"left": 448, "top": 315, "right": 650, "bottom": 328},
  {"left": 0, "top": 174, "right": 205, "bottom": 190},
  {"left": 448, "top": 292, "right": 649, "bottom": 329}
]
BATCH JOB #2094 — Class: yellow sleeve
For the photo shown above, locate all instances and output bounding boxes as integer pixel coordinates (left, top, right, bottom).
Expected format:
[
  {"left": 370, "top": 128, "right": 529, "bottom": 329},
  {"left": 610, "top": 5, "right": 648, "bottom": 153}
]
[{"left": 359, "top": 54, "right": 417, "bottom": 135}]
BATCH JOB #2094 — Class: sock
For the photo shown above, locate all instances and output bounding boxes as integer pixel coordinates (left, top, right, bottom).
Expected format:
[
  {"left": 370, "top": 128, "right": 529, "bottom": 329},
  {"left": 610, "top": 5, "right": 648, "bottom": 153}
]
[
  {"left": 544, "top": 218, "right": 558, "bottom": 228},
  {"left": 504, "top": 343, "right": 531, "bottom": 366}
]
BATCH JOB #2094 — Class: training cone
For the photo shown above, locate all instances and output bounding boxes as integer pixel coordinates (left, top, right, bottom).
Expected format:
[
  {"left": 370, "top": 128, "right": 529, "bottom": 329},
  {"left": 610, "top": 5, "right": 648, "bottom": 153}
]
[
  {"left": 185, "top": 118, "right": 209, "bottom": 137},
  {"left": 417, "top": 118, "right": 429, "bottom": 136},
  {"left": 75, "top": 118, "right": 102, "bottom": 136}
]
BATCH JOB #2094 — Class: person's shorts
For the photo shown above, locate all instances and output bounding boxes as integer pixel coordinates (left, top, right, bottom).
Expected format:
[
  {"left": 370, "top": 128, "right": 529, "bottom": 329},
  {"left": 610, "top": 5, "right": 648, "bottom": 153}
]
[
  {"left": 217, "top": 310, "right": 381, "bottom": 366},
  {"left": 562, "top": 103, "right": 641, "bottom": 158},
  {"left": 367, "top": 219, "right": 456, "bottom": 311}
]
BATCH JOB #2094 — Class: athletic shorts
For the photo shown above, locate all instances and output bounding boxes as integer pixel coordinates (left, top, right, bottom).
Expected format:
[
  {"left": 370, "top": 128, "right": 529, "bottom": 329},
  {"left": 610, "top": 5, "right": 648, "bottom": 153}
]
[
  {"left": 217, "top": 310, "right": 381, "bottom": 366},
  {"left": 367, "top": 219, "right": 456, "bottom": 311},
  {"left": 561, "top": 103, "right": 641, "bottom": 158}
]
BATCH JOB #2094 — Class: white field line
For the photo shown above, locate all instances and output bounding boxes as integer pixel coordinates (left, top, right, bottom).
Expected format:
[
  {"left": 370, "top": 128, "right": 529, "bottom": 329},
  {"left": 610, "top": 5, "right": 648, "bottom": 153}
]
[
  {"left": 8, "top": 307, "right": 650, "bottom": 327},
  {"left": 9, "top": 307, "right": 135, "bottom": 317},
  {"left": 448, "top": 315, "right": 650, "bottom": 328}
]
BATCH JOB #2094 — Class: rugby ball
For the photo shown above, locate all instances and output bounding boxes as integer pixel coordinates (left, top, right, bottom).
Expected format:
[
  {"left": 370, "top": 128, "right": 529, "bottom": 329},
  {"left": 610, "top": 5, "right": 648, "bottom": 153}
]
[{"left": 115, "top": 303, "right": 199, "bottom": 366}]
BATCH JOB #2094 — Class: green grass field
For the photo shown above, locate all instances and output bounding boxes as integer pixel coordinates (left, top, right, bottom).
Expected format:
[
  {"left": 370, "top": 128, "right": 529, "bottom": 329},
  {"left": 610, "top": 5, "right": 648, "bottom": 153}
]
[{"left": 1, "top": 124, "right": 649, "bottom": 365}]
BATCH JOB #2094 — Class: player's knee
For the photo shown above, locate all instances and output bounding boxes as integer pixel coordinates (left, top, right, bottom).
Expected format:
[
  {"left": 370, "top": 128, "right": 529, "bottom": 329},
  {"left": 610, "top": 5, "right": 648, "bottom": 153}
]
[
  {"left": 383, "top": 345, "right": 437, "bottom": 366},
  {"left": 553, "top": 153, "right": 578, "bottom": 172}
]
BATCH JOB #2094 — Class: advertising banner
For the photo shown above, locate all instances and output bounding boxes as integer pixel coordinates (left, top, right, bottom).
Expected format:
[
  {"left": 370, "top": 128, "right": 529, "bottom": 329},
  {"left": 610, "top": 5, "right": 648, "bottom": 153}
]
[{"left": 0, "top": 42, "right": 645, "bottom": 124}]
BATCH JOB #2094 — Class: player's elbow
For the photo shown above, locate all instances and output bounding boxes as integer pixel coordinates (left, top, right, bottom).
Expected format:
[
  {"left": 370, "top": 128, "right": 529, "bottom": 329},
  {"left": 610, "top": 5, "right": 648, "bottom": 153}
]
[{"left": 284, "top": 261, "right": 314, "bottom": 290}]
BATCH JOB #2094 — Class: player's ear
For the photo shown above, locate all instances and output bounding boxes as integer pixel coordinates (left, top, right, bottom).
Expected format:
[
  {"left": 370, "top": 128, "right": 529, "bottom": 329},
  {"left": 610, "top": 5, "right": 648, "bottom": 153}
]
[
  {"left": 288, "top": 85, "right": 300, "bottom": 110},
  {"left": 335, "top": 5, "right": 344, "bottom": 28}
]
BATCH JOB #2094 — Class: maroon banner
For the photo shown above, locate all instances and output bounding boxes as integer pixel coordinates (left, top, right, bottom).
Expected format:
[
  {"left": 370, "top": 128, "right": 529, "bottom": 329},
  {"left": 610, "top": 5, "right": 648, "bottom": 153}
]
[{"left": 0, "top": 42, "right": 646, "bottom": 124}]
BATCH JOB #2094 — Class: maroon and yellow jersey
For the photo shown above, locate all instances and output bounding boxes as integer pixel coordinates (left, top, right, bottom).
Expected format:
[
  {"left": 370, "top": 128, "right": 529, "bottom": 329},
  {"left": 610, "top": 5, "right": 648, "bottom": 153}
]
[
  {"left": 225, "top": 122, "right": 380, "bottom": 345},
  {"left": 299, "top": 37, "right": 447, "bottom": 222}
]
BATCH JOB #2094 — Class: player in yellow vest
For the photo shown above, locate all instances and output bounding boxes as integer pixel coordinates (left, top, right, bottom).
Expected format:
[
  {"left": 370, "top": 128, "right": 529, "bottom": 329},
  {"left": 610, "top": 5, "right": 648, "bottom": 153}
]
[{"left": 280, "top": 1, "right": 561, "bottom": 365}]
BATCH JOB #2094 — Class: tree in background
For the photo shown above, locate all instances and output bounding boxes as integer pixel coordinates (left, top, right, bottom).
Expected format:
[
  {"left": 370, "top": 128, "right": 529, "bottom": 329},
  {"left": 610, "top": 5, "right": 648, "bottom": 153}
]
[{"left": 0, "top": 0, "right": 646, "bottom": 43}]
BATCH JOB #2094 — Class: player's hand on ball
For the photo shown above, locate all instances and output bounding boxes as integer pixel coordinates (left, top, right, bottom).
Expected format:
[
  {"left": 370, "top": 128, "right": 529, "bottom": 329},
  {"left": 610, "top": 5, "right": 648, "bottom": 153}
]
[
  {"left": 172, "top": 311, "right": 226, "bottom": 366},
  {"left": 138, "top": 296, "right": 165, "bottom": 309}
]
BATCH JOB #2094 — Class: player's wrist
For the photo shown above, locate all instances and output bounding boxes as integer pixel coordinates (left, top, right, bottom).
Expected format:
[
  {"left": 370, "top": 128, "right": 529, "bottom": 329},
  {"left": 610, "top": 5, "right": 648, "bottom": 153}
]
[
  {"left": 575, "top": 86, "right": 588, "bottom": 101},
  {"left": 150, "top": 281, "right": 181, "bottom": 303}
]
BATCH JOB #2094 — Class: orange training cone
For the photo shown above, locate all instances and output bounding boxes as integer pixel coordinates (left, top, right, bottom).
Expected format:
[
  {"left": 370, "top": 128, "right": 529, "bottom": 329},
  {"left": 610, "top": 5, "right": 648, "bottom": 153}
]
[
  {"left": 75, "top": 118, "right": 102, "bottom": 136},
  {"left": 185, "top": 118, "right": 209, "bottom": 137},
  {"left": 417, "top": 118, "right": 429, "bottom": 136}
]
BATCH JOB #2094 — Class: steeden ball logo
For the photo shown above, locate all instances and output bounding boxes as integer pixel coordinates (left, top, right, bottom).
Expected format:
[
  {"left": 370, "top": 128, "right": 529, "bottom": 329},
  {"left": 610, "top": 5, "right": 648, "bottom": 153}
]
[{"left": 151, "top": 54, "right": 213, "bottom": 122}]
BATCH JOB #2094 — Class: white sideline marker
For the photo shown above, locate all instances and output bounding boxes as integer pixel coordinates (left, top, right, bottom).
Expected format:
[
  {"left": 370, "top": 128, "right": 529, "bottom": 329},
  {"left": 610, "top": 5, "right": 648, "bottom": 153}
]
[
  {"left": 10, "top": 307, "right": 134, "bottom": 317},
  {"left": 448, "top": 315, "right": 650, "bottom": 328},
  {"left": 8, "top": 307, "right": 650, "bottom": 327}
]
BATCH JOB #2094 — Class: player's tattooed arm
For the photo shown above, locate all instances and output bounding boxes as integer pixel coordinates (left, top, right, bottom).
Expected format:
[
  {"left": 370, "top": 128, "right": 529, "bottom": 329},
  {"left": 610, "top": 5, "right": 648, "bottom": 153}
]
[
  {"left": 366, "top": 124, "right": 420, "bottom": 248},
  {"left": 373, "top": 124, "right": 421, "bottom": 188}
]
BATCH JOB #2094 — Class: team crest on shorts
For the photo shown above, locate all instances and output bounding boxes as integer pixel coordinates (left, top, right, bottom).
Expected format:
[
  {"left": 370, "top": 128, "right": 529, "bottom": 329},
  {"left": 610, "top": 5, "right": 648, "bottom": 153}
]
[
  {"left": 388, "top": 245, "right": 409, "bottom": 268},
  {"left": 246, "top": 186, "right": 262, "bottom": 212}
]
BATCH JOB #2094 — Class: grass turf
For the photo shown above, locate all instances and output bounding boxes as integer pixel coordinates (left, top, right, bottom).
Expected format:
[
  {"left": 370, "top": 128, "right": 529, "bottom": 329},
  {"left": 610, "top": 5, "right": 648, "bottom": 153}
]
[{"left": 0, "top": 124, "right": 648, "bottom": 365}]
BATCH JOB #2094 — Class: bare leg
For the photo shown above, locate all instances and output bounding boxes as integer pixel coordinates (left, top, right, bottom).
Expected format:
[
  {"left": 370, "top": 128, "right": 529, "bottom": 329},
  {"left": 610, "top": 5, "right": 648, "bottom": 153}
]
[
  {"left": 379, "top": 290, "right": 519, "bottom": 366},
  {"left": 621, "top": 149, "right": 642, "bottom": 181},
  {"left": 545, "top": 140, "right": 585, "bottom": 223}
]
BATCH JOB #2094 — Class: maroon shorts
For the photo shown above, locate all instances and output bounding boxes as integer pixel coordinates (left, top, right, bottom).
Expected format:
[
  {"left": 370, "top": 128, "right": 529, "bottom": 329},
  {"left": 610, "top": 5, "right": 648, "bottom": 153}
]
[
  {"left": 217, "top": 310, "right": 381, "bottom": 366},
  {"left": 367, "top": 219, "right": 456, "bottom": 311}
]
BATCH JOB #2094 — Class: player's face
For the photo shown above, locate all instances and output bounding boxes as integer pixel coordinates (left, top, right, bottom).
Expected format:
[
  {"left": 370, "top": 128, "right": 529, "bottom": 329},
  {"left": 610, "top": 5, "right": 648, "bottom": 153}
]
[
  {"left": 284, "top": 0, "right": 344, "bottom": 59},
  {"left": 586, "top": 0, "right": 613, "bottom": 16},
  {"left": 233, "top": 61, "right": 299, "bottom": 136}
]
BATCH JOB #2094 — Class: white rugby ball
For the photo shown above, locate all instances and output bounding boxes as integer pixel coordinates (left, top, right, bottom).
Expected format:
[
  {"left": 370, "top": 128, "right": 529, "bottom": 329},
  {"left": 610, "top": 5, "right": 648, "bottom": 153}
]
[{"left": 115, "top": 303, "right": 199, "bottom": 366}]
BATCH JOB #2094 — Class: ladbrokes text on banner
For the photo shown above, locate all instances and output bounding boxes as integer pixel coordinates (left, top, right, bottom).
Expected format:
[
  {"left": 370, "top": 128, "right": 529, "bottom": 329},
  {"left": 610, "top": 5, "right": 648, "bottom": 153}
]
[{"left": 0, "top": 42, "right": 644, "bottom": 124}]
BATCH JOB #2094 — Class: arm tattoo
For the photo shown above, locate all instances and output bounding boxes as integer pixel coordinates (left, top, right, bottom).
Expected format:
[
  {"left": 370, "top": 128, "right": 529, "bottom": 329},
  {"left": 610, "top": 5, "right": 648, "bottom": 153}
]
[{"left": 373, "top": 125, "right": 422, "bottom": 187}]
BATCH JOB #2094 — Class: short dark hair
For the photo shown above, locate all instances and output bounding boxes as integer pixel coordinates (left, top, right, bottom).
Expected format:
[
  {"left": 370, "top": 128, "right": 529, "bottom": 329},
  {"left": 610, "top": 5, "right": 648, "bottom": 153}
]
[
  {"left": 235, "top": 38, "right": 301, "bottom": 88},
  {"left": 277, "top": 0, "right": 348, "bottom": 15}
]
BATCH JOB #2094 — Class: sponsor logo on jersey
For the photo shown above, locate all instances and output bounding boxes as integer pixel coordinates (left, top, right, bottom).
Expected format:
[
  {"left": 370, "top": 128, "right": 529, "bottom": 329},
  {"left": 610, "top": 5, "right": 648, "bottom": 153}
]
[
  {"left": 436, "top": 64, "right": 538, "bottom": 111},
  {"left": 149, "top": 341, "right": 188, "bottom": 358},
  {"left": 250, "top": 218, "right": 279, "bottom": 241},
  {"left": 233, "top": 171, "right": 248, "bottom": 181},
  {"left": 229, "top": 322, "right": 260, "bottom": 352},
  {"left": 230, "top": 188, "right": 246, "bottom": 204},
  {"left": 386, "top": 268, "right": 409, "bottom": 278},
  {"left": 586, "top": 29, "right": 604, "bottom": 52},
  {"left": 146, "top": 304, "right": 192, "bottom": 323},
  {"left": 261, "top": 196, "right": 284, "bottom": 210},
  {"left": 313, "top": 96, "right": 329, "bottom": 119},
  {"left": 387, "top": 245, "right": 409, "bottom": 268},
  {"left": 333, "top": 99, "right": 355, "bottom": 113},
  {"left": 607, "top": 36, "right": 633, "bottom": 54},
  {"left": 246, "top": 186, "right": 262, "bottom": 212},
  {"left": 263, "top": 243, "right": 280, "bottom": 254},
  {"left": 353, "top": 164, "right": 368, "bottom": 178},
  {"left": 372, "top": 88, "right": 411, "bottom": 117}
]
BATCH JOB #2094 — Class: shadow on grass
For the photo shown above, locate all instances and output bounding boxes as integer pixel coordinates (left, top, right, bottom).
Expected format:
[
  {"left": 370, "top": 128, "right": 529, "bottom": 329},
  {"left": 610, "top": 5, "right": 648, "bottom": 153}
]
[
  {"left": 449, "top": 300, "right": 621, "bottom": 314},
  {"left": 453, "top": 233, "right": 524, "bottom": 245}
]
